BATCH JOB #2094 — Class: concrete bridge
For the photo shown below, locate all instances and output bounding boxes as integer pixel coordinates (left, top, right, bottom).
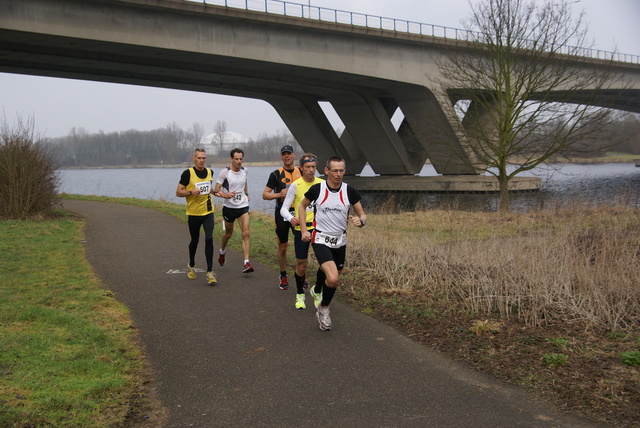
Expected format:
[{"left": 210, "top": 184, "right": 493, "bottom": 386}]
[{"left": 1, "top": 0, "right": 639, "bottom": 191}]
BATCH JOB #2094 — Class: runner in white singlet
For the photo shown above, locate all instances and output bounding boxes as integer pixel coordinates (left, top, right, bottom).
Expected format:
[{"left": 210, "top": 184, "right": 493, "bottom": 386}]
[
  {"left": 299, "top": 156, "right": 367, "bottom": 331},
  {"left": 213, "top": 148, "right": 254, "bottom": 274}
]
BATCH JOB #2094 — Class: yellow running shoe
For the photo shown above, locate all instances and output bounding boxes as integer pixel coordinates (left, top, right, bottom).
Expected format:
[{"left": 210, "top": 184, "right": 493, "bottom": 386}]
[
  {"left": 295, "top": 293, "right": 306, "bottom": 310},
  {"left": 309, "top": 286, "right": 322, "bottom": 308},
  {"left": 207, "top": 271, "right": 217, "bottom": 284},
  {"left": 187, "top": 264, "right": 196, "bottom": 280}
]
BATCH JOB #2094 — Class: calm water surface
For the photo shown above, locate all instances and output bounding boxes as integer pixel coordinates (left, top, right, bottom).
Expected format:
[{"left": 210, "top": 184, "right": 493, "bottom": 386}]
[{"left": 58, "top": 162, "right": 640, "bottom": 213}]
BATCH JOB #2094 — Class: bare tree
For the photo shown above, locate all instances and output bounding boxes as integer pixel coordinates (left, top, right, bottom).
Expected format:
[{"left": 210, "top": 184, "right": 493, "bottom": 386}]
[
  {"left": 603, "top": 113, "right": 640, "bottom": 155},
  {"left": 213, "top": 120, "right": 228, "bottom": 154},
  {"left": 436, "top": 0, "right": 626, "bottom": 210},
  {"left": 187, "top": 122, "right": 206, "bottom": 150},
  {"left": 1, "top": 114, "right": 59, "bottom": 219}
]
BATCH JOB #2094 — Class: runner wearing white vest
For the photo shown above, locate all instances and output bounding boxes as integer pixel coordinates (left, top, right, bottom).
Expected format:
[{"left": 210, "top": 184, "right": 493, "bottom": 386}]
[
  {"left": 214, "top": 148, "right": 254, "bottom": 273},
  {"left": 299, "top": 156, "right": 367, "bottom": 331}
]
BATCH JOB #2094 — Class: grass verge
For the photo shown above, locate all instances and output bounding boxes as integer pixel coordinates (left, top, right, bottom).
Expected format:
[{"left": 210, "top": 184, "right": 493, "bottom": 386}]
[{"left": 0, "top": 211, "right": 143, "bottom": 426}]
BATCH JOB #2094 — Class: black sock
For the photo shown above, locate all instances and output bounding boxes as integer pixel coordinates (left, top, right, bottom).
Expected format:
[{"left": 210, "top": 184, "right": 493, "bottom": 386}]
[
  {"left": 295, "top": 273, "right": 305, "bottom": 294},
  {"left": 315, "top": 268, "right": 326, "bottom": 294},
  {"left": 321, "top": 285, "right": 336, "bottom": 306},
  {"left": 280, "top": 271, "right": 287, "bottom": 278}
]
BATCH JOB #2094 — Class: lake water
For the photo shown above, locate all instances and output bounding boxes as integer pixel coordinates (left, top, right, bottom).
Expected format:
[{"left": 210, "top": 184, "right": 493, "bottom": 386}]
[{"left": 58, "top": 162, "right": 640, "bottom": 213}]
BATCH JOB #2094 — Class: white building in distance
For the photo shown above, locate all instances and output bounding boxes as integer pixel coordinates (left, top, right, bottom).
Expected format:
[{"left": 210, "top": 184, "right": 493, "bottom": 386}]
[{"left": 200, "top": 131, "right": 251, "bottom": 155}]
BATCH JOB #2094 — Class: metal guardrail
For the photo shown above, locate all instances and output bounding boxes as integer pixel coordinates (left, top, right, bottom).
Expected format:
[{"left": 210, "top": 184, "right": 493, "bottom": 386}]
[{"left": 192, "top": 0, "right": 640, "bottom": 65}]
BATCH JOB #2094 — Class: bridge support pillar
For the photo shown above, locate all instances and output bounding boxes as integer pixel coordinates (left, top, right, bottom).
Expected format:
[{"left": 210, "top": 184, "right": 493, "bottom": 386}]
[
  {"left": 266, "top": 96, "right": 366, "bottom": 173},
  {"left": 390, "top": 85, "right": 483, "bottom": 174},
  {"left": 327, "top": 91, "right": 420, "bottom": 175}
]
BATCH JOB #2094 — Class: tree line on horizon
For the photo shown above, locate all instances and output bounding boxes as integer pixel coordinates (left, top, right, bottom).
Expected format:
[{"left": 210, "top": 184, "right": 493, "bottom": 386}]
[
  {"left": 45, "top": 114, "right": 640, "bottom": 168},
  {"left": 534, "top": 113, "right": 640, "bottom": 158},
  {"left": 601, "top": 114, "right": 640, "bottom": 155},
  {"left": 46, "top": 122, "right": 301, "bottom": 167}
]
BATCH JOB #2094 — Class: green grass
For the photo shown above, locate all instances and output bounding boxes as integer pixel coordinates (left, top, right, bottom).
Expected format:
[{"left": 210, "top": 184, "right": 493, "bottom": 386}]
[
  {"left": 542, "top": 353, "right": 570, "bottom": 367},
  {"left": 0, "top": 212, "right": 142, "bottom": 426},
  {"left": 60, "top": 194, "right": 186, "bottom": 221},
  {"left": 545, "top": 337, "right": 570, "bottom": 349},
  {"left": 620, "top": 351, "right": 640, "bottom": 367},
  {"left": 551, "top": 152, "right": 640, "bottom": 163}
]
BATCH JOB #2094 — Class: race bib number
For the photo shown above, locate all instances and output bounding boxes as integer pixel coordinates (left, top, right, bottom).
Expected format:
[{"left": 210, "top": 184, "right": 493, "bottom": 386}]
[
  {"left": 232, "top": 192, "right": 244, "bottom": 203},
  {"left": 314, "top": 230, "right": 346, "bottom": 248},
  {"left": 195, "top": 180, "right": 211, "bottom": 195}
]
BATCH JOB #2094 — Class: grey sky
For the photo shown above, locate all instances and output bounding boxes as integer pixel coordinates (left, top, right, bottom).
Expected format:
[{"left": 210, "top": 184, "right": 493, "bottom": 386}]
[{"left": 1, "top": 0, "right": 638, "bottom": 140}]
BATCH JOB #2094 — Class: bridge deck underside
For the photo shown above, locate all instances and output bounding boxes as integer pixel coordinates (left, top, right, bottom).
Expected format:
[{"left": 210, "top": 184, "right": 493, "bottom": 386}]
[
  {"left": 1, "top": 0, "right": 638, "bottom": 178},
  {"left": 0, "top": 26, "right": 479, "bottom": 175}
]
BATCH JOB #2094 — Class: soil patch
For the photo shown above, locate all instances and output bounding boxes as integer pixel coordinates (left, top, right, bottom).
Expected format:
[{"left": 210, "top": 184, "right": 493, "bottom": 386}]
[{"left": 341, "top": 290, "right": 640, "bottom": 428}]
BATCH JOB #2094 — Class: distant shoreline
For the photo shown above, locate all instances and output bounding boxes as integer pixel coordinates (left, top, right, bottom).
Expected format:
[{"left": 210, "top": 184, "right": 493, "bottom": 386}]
[
  {"left": 60, "top": 161, "right": 281, "bottom": 170},
  {"left": 59, "top": 155, "right": 639, "bottom": 171}
]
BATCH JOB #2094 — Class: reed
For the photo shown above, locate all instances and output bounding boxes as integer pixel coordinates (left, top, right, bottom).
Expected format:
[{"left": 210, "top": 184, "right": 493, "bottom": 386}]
[{"left": 346, "top": 201, "right": 640, "bottom": 330}]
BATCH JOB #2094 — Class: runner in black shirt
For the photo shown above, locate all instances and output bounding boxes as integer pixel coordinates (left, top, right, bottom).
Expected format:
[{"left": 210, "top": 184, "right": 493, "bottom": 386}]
[{"left": 262, "top": 145, "right": 301, "bottom": 289}]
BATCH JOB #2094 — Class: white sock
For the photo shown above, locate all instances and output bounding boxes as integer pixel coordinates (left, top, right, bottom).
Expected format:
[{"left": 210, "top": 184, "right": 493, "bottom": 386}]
[{"left": 244, "top": 259, "right": 249, "bottom": 265}]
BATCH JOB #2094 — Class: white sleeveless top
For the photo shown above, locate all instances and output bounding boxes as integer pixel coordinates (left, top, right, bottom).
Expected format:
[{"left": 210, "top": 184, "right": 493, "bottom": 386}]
[
  {"left": 216, "top": 167, "right": 249, "bottom": 209},
  {"left": 313, "top": 181, "right": 351, "bottom": 235}
]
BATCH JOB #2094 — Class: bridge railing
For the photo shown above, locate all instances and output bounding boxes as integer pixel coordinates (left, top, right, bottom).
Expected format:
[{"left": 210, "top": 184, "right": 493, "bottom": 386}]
[{"left": 193, "top": 0, "right": 640, "bottom": 65}]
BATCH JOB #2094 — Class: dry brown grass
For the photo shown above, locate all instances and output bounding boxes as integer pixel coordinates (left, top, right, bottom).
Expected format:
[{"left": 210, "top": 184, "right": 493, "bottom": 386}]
[
  {"left": 347, "top": 203, "right": 640, "bottom": 330},
  {"left": 341, "top": 202, "right": 640, "bottom": 426}
]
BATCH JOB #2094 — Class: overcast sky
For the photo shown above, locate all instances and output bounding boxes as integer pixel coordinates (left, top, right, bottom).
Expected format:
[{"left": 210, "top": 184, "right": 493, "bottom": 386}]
[{"left": 1, "top": 0, "right": 638, "bottom": 140}]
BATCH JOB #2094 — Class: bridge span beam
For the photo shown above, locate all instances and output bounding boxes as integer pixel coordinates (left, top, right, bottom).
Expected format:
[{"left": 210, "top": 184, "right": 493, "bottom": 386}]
[
  {"left": 0, "top": 0, "right": 637, "bottom": 182},
  {"left": 0, "top": 0, "right": 485, "bottom": 177}
]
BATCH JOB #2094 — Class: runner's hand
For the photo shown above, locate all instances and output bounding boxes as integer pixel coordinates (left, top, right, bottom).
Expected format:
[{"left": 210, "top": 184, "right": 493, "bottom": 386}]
[{"left": 349, "top": 215, "right": 365, "bottom": 227}]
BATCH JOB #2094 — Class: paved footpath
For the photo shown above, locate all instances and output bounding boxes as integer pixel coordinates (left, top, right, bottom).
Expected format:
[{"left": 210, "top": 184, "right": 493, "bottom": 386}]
[{"left": 63, "top": 200, "right": 603, "bottom": 428}]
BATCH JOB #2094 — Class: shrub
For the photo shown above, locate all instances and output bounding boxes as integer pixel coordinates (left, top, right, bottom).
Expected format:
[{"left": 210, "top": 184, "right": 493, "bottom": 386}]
[
  {"left": 0, "top": 116, "right": 60, "bottom": 219},
  {"left": 543, "top": 353, "right": 570, "bottom": 367},
  {"left": 546, "top": 337, "right": 570, "bottom": 348},
  {"left": 620, "top": 350, "right": 640, "bottom": 367}
]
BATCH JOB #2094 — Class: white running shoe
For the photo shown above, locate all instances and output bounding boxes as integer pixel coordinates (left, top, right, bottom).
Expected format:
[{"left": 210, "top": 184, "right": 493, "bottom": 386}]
[{"left": 316, "top": 305, "right": 331, "bottom": 331}]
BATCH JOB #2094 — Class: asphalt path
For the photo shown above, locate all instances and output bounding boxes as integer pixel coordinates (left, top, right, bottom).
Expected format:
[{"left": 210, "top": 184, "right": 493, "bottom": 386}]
[{"left": 62, "top": 199, "right": 603, "bottom": 428}]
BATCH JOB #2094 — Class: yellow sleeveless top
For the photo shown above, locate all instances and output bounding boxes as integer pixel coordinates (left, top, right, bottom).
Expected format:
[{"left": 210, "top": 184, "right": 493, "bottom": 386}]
[
  {"left": 292, "top": 176, "right": 324, "bottom": 230},
  {"left": 186, "top": 168, "right": 214, "bottom": 216}
]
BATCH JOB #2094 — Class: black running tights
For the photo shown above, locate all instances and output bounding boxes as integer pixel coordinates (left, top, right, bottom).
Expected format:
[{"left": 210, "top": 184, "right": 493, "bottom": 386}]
[{"left": 188, "top": 213, "right": 214, "bottom": 271}]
